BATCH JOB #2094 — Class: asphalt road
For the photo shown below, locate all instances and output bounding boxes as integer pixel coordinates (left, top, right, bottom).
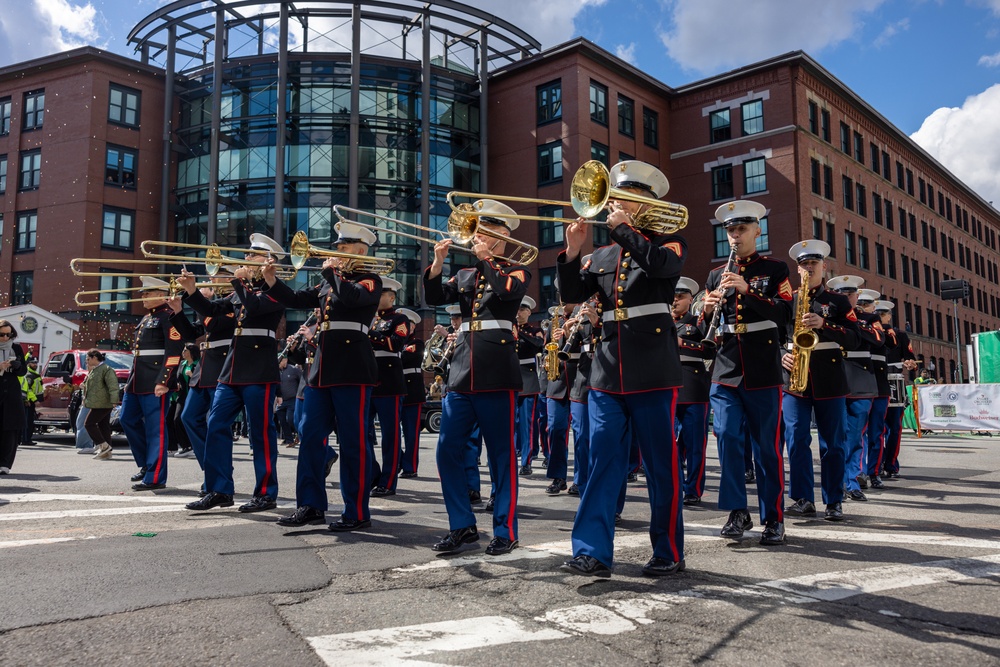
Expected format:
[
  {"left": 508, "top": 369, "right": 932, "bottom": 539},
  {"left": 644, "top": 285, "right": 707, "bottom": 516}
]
[{"left": 1, "top": 428, "right": 999, "bottom": 666}]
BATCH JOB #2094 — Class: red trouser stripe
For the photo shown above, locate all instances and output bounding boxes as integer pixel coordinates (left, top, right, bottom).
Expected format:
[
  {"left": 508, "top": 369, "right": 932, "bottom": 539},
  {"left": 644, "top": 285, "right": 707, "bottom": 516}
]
[
  {"left": 259, "top": 383, "right": 274, "bottom": 496},
  {"left": 506, "top": 390, "right": 518, "bottom": 537},
  {"left": 356, "top": 387, "right": 367, "bottom": 519}
]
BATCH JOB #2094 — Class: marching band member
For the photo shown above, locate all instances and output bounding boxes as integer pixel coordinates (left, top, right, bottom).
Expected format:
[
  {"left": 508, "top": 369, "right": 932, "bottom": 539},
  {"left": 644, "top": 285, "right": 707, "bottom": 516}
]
[
  {"left": 880, "top": 301, "right": 917, "bottom": 479},
  {"left": 558, "top": 160, "right": 687, "bottom": 578},
  {"left": 701, "top": 200, "right": 791, "bottom": 545},
  {"left": 567, "top": 293, "right": 599, "bottom": 496},
  {"left": 543, "top": 303, "right": 575, "bottom": 496},
  {"left": 857, "top": 290, "right": 890, "bottom": 489},
  {"left": 181, "top": 235, "right": 286, "bottom": 512},
  {"left": 120, "top": 276, "right": 184, "bottom": 490},
  {"left": 369, "top": 277, "right": 409, "bottom": 497},
  {"left": 397, "top": 308, "right": 425, "bottom": 479},
  {"left": 782, "top": 241, "right": 859, "bottom": 522},
  {"left": 264, "top": 222, "right": 381, "bottom": 531},
  {"left": 424, "top": 199, "right": 529, "bottom": 556},
  {"left": 672, "top": 277, "right": 713, "bottom": 505},
  {"left": 514, "top": 297, "right": 544, "bottom": 480}
]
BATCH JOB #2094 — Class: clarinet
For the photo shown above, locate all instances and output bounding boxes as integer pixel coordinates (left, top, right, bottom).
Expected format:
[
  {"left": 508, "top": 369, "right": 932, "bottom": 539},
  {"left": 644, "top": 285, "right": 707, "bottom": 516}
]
[
  {"left": 701, "top": 243, "right": 738, "bottom": 353},
  {"left": 279, "top": 311, "right": 319, "bottom": 361},
  {"left": 557, "top": 302, "right": 587, "bottom": 361}
]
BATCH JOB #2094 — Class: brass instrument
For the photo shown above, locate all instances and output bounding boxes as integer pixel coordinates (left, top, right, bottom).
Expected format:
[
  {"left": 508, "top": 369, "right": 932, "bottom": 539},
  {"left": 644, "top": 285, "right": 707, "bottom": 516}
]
[
  {"left": 139, "top": 240, "right": 299, "bottom": 278},
  {"left": 73, "top": 277, "right": 232, "bottom": 307},
  {"left": 447, "top": 160, "right": 689, "bottom": 235},
  {"left": 543, "top": 303, "right": 564, "bottom": 382},
  {"left": 432, "top": 335, "right": 457, "bottom": 376},
  {"left": 288, "top": 231, "right": 396, "bottom": 275},
  {"left": 70, "top": 257, "right": 217, "bottom": 278},
  {"left": 422, "top": 331, "right": 447, "bottom": 373},
  {"left": 789, "top": 272, "right": 819, "bottom": 393}
]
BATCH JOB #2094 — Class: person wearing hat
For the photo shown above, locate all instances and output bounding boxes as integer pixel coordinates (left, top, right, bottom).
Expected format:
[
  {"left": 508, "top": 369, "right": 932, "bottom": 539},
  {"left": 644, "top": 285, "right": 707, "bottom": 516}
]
[
  {"left": 565, "top": 294, "right": 600, "bottom": 496},
  {"left": 120, "top": 276, "right": 185, "bottom": 490},
  {"left": 672, "top": 276, "right": 712, "bottom": 505},
  {"left": 542, "top": 301, "right": 577, "bottom": 496},
  {"left": 880, "top": 301, "right": 917, "bottom": 480},
  {"left": 514, "top": 296, "right": 545, "bottom": 479},
  {"left": 397, "top": 307, "right": 425, "bottom": 479},
  {"left": 700, "top": 200, "right": 792, "bottom": 545},
  {"left": 368, "top": 277, "right": 410, "bottom": 497},
  {"left": 828, "top": 276, "right": 882, "bottom": 503},
  {"left": 558, "top": 160, "right": 687, "bottom": 578},
  {"left": 424, "top": 198, "right": 530, "bottom": 556},
  {"left": 781, "top": 241, "right": 860, "bottom": 522},
  {"left": 180, "top": 233, "right": 287, "bottom": 512},
  {"left": 261, "top": 222, "right": 382, "bottom": 531},
  {"left": 855, "top": 289, "right": 888, "bottom": 490},
  {"left": 18, "top": 356, "right": 43, "bottom": 447}
]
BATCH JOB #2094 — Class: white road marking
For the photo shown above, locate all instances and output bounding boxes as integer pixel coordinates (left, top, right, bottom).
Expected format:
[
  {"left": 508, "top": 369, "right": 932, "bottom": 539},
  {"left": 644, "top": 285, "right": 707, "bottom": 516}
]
[
  {"left": 0, "top": 537, "right": 96, "bottom": 549},
  {"left": 0, "top": 493, "right": 193, "bottom": 505},
  {"left": 0, "top": 505, "right": 188, "bottom": 521},
  {"left": 685, "top": 522, "right": 1000, "bottom": 550}
]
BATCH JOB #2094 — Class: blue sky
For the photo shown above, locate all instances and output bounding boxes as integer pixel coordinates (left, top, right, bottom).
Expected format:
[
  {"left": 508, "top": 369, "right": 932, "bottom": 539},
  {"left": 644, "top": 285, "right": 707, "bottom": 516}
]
[{"left": 3, "top": 0, "right": 1000, "bottom": 203}]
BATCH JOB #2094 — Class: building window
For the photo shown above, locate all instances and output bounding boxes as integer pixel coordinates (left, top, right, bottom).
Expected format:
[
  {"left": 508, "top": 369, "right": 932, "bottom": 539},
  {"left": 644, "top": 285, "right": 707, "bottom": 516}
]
[
  {"left": 756, "top": 216, "right": 770, "bottom": 252},
  {"left": 11, "top": 271, "right": 32, "bottom": 306},
  {"left": 853, "top": 132, "right": 863, "bottom": 162},
  {"left": 823, "top": 165, "right": 833, "bottom": 200},
  {"left": 589, "top": 81, "right": 608, "bottom": 125},
  {"left": 856, "top": 183, "right": 867, "bottom": 217},
  {"left": 808, "top": 101, "right": 818, "bottom": 134},
  {"left": 537, "top": 141, "right": 562, "bottom": 185},
  {"left": 842, "top": 176, "right": 854, "bottom": 210},
  {"left": 0, "top": 154, "right": 6, "bottom": 193},
  {"left": 896, "top": 161, "right": 905, "bottom": 189},
  {"left": 19, "top": 149, "right": 41, "bottom": 190},
  {"left": 909, "top": 213, "right": 917, "bottom": 242},
  {"left": 911, "top": 257, "right": 920, "bottom": 288},
  {"left": 742, "top": 100, "right": 763, "bottom": 135},
  {"left": 0, "top": 97, "right": 10, "bottom": 135},
  {"left": 901, "top": 254, "right": 910, "bottom": 283},
  {"left": 22, "top": 90, "right": 44, "bottom": 130},
  {"left": 102, "top": 207, "right": 134, "bottom": 250},
  {"left": 744, "top": 157, "right": 766, "bottom": 194},
  {"left": 873, "top": 193, "right": 882, "bottom": 225},
  {"left": 108, "top": 84, "right": 140, "bottom": 128},
  {"left": 712, "top": 165, "right": 733, "bottom": 201},
  {"left": 919, "top": 178, "right": 926, "bottom": 204},
  {"left": 898, "top": 207, "right": 907, "bottom": 237},
  {"left": 875, "top": 242, "right": 885, "bottom": 275},
  {"left": 105, "top": 145, "right": 137, "bottom": 187},
  {"left": 840, "top": 122, "right": 851, "bottom": 153},
  {"left": 858, "top": 235, "right": 869, "bottom": 270},
  {"left": 821, "top": 109, "right": 831, "bottom": 142},
  {"left": 618, "top": 151, "right": 634, "bottom": 163},
  {"left": 928, "top": 184, "right": 935, "bottom": 208},
  {"left": 906, "top": 169, "right": 914, "bottom": 196},
  {"left": 810, "top": 159, "right": 821, "bottom": 195},
  {"left": 538, "top": 267, "right": 558, "bottom": 309},
  {"left": 536, "top": 80, "right": 561, "bottom": 125},
  {"left": 885, "top": 199, "right": 893, "bottom": 231},
  {"left": 99, "top": 273, "right": 132, "bottom": 313},
  {"left": 617, "top": 95, "right": 634, "bottom": 137},
  {"left": 590, "top": 141, "right": 609, "bottom": 167},
  {"left": 887, "top": 248, "right": 897, "bottom": 279},
  {"left": 643, "top": 108, "right": 658, "bottom": 147},
  {"left": 538, "top": 206, "right": 565, "bottom": 247},
  {"left": 812, "top": 217, "right": 823, "bottom": 240},
  {"left": 882, "top": 151, "right": 891, "bottom": 180},
  {"left": 16, "top": 211, "right": 37, "bottom": 252},
  {"left": 870, "top": 142, "right": 879, "bottom": 172},
  {"left": 845, "top": 230, "right": 856, "bottom": 265},
  {"left": 710, "top": 109, "right": 731, "bottom": 143},
  {"left": 715, "top": 220, "right": 767, "bottom": 256}
]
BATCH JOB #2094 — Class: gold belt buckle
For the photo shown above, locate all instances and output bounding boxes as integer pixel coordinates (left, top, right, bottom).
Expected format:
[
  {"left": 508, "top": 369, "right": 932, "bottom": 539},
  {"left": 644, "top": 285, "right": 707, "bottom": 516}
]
[
  {"left": 199, "top": 342, "right": 208, "bottom": 351},
  {"left": 614, "top": 307, "right": 629, "bottom": 321},
  {"left": 234, "top": 327, "right": 243, "bottom": 336},
  {"left": 320, "top": 321, "right": 330, "bottom": 332},
  {"left": 470, "top": 320, "right": 483, "bottom": 332},
  {"left": 734, "top": 324, "right": 748, "bottom": 334}
]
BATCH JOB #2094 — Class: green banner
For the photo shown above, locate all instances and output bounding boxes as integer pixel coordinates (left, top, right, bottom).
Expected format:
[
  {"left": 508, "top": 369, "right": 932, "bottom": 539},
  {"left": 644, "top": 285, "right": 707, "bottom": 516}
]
[
  {"left": 977, "top": 331, "right": 1000, "bottom": 383},
  {"left": 903, "top": 385, "right": 917, "bottom": 430}
]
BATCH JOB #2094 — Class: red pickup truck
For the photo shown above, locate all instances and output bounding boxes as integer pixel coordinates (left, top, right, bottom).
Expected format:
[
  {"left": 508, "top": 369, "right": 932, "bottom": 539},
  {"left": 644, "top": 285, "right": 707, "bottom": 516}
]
[{"left": 36, "top": 350, "right": 133, "bottom": 430}]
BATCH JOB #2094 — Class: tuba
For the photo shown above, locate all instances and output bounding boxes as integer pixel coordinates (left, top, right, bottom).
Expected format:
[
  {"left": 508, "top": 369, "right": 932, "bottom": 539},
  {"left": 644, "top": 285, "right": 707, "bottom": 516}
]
[
  {"left": 422, "top": 331, "right": 446, "bottom": 373},
  {"left": 789, "top": 275, "right": 819, "bottom": 393}
]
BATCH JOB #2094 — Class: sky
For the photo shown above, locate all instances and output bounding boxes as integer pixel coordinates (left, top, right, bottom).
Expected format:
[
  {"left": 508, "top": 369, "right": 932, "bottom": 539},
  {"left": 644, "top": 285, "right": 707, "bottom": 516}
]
[{"left": 2, "top": 0, "right": 1000, "bottom": 205}]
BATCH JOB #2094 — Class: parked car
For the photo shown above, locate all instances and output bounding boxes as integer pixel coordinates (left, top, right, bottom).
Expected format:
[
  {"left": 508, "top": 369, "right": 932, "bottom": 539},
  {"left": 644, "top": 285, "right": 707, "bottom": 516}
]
[
  {"left": 422, "top": 400, "right": 442, "bottom": 434},
  {"left": 36, "top": 350, "right": 133, "bottom": 430}
]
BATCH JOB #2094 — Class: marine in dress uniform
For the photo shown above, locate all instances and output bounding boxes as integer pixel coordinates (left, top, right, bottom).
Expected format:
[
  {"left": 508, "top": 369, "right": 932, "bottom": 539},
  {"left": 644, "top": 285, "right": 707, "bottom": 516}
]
[
  {"left": 265, "top": 222, "right": 382, "bottom": 531},
  {"left": 672, "top": 277, "right": 713, "bottom": 505},
  {"left": 879, "top": 301, "right": 917, "bottom": 478},
  {"left": 514, "top": 296, "right": 544, "bottom": 481},
  {"left": 701, "top": 200, "right": 792, "bottom": 545},
  {"left": 567, "top": 294, "right": 599, "bottom": 497},
  {"left": 369, "top": 277, "right": 410, "bottom": 497},
  {"left": 857, "top": 290, "right": 890, "bottom": 489},
  {"left": 782, "top": 241, "right": 860, "bottom": 522},
  {"left": 558, "top": 160, "right": 687, "bottom": 578},
  {"left": 121, "top": 277, "right": 184, "bottom": 490},
  {"left": 181, "top": 235, "right": 286, "bottom": 512},
  {"left": 397, "top": 308, "right": 425, "bottom": 479},
  {"left": 424, "top": 200, "right": 530, "bottom": 556},
  {"left": 543, "top": 303, "right": 576, "bottom": 496}
]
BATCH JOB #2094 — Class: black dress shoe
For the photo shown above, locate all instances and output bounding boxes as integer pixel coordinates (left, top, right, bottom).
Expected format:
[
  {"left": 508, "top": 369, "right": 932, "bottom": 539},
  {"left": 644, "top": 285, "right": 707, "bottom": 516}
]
[
  {"left": 276, "top": 506, "right": 325, "bottom": 527},
  {"left": 130, "top": 467, "right": 148, "bottom": 482},
  {"left": 856, "top": 474, "right": 870, "bottom": 489},
  {"left": 399, "top": 471, "right": 418, "bottom": 479},
  {"left": 132, "top": 482, "right": 166, "bottom": 491},
  {"left": 542, "top": 457, "right": 550, "bottom": 467},
  {"left": 642, "top": 557, "right": 686, "bottom": 576},
  {"left": 325, "top": 450, "right": 339, "bottom": 478},
  {"left": 186, "top": 492, "right": 234, "bottom": 510},
  {"left": 518, "top": 465, "right": 532, "bottom": 476},
  {"left": 560, "top": 555, "right": 612, "bottom": 578},
  {"left": 432, "top": 525, "right": 479, "bottom": 552},
  {"left": 683, "top": 494, "right": 701, "bottom": 506},
  {"left": 371, "top": 486, "right": 396, "bottom": 497},
  {"left": 485, "top": 536, "right": 518, "bottom": 555},
  {"left": 745, "top": 469, "right": 756, "bottom": 484},
  {"left": 626, "top": 471, "right": 639, "bottom": 483},
  {"left": 614, "top": 513, "right": 622, "bottom": 526},
  {"left": 720, "top": 509, "right": 753, "bottom": 538},
  {"left": 886, "top": 470, "right": 900, "bottom": 479},
  {"left": 759, "top": 520, "right": 785, "bottom": 545},
  {"left": 567, "top": 483, "right": 580, "bottom": 496},
  {"left": 329, "top": 518, "right": 372, "bottom": 532},
  {"left": 468, "top": 489, "right": 482, "bottom": 504},
  {"left": 786, "top": 498, "right": 817, "bottom": 516},
  {"left": 825, "top": 502, "right": 845, "bottom": 521},
  {"left": 870, "top": 475, "right": 886, "bottom": 489},
  {"left": 847, "top": 489, "right": 868, "bottom": 502},
  {"left": 238, "top": 496, "right": 277, "bottom": 513},
  {"left": 485, "top": 495, "right": 495, "bottom": 512},
  {"left": 545, "top": 478, "right": 567, "bottom": 495}
]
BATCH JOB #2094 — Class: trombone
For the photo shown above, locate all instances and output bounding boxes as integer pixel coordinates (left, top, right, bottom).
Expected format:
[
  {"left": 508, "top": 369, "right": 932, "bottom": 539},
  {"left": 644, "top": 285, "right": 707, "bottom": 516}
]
[
  {"left": 334, "top": 204, "right": 538, "bottom": 266},
  {"left": 70, "top": 257, "right": 216, "bottom": 278},
  {"left": 288, "top": 231, "right": 396, "bottom": 275},
  {"left": 139, "top": 240, "right": 299, "bottom": 278},
  {"left": 74, "top": 278, "right": 233, "bottom": 307},
  {"left": 448, "top": 160, "right": 689, "bottom": 235}
]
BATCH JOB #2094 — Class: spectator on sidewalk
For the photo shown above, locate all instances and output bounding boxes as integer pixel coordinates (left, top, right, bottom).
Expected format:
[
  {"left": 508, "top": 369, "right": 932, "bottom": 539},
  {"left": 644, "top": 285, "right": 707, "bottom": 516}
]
[
  {"left": 0, "top": 320, "right": 28, "bottom": 474},
  {"left": 275, "top": 357, "right": 301, "bottom": 447},
  {"left": 86, "top": 349, "right": 121, "bottom": 461},
  {"left": 19, "top": 357, "right": 42, "bottom": 446}
]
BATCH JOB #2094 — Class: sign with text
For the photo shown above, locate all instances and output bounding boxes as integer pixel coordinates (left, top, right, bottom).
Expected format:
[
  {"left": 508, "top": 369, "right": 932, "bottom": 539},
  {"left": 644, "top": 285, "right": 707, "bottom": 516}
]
[{"left": 916, "top": 384, "right": 1000, "bottom": 431}]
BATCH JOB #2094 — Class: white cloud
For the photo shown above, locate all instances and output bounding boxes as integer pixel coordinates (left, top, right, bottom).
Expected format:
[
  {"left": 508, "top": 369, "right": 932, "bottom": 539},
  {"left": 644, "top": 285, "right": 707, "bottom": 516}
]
[
  {"left": 659, "top": 0, "right": 887, "bottom": 73},
  {"left": 978, "top": 51, "right": 1000, "bottom": 66},
  {"left": 910, "top": 84, "right": 1000, "bottom": 206},
  {"left": 615, "top": 42, "right": 637, "bottom": 64},
  {"left": 873, "top": 18, "right": 909, "bottom": 48},
  {"left": 0, "top": 0, "right": 103, "bottom": 63}
]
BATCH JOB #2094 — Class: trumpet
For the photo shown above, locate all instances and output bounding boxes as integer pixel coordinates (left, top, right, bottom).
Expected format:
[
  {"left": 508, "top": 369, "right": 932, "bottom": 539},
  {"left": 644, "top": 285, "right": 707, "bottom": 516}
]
[
  {"left": 73, "top": 277, "right": 232, "bottom": 307},
  {"left": 288, "top": 231, "right": 396, "bottom": 275},
  {"left": 139, "top": 240, "right": 299, "bottom": 278}
]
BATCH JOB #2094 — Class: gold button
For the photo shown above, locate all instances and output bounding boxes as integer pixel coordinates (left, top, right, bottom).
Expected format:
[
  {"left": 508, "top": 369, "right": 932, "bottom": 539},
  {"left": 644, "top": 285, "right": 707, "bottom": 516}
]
[
  {"left": 501, "top": 339, "right": 506, "bottom": 344},
  {"left": 599, "top": 268, "right": 605, "bottom": 273},
  {"left": 254, "top": 345, "right": 259, "bottom": 349},
  {"left": 738, "top": 304, "right": 743, "bottom": 310},
  {"left": 472, "top": 313, "right": 479, "bottom": 318},
  {"left": 617, "top": 299, "right": 624, "bottom": 306},
  {"left": 619, "top": 273, "right": 626, "bottom": 280},
  {"left": 624, "top": 252, "right": 631, "bottom": 257},
  {"left": 737, "top": 315, "right": 743, "bottom": 321},
  {"left": 474, "top": 302, "right": 480, "bottom": 308},
  {"left": 621, "top": 262, "right": 629, "bottom": 268},
  {"left": 655, "top": 328, "right": 661, "bottom": 333},
  {"left": 767, "top": 340, "right": 772, "bottom": 344},
  {"left": 617, "top": 286, "right": 624, "bottom": 292},
  {"left": 477, "top": 293, "right": 483, "bottom": 298}
]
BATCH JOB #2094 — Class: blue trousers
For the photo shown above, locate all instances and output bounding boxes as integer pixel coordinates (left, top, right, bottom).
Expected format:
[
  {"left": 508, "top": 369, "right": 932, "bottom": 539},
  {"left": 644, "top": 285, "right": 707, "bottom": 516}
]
[
  {"left": 204, "top": 383, "right": 279, "bottom": 498},
  {"left": 546, "top": 396, "right": 571, "bottom": 480},
  {"left": 515, "top": 394, "right": 538, "bottom": 461},
  {"left": 536, "top": 397, "right": 548, "bottom": 457},
  {"left": 181, "top": 386, "right": 215, "bottom": 470},
  {"left": 783, "top": 393, "right": 847, "bottom": 505},
  {"left": 465, "top": 425, "right": 483, "bottom": 494},
  {"left": 676, "top": 402, "right": 710, "bottom": 498},
  {"left": 121, "top": 392, "right": 169, "bottom": 485},
  {"left": 844, "top": 398, "right": 873, "bottom": 492},
  {"left": 884, "top": 406, "right": 904, "bottom": 474},
  {"left": 438, "top": 391, "right": 518, "bottom": 540},
  {"left": 865, "top": 397, "right": 889, "bottom": 476},
  {"left": 371, "top": 395, "right": 403, "bottom": 491},
  {"left": 400, "top": 403, "right": 422, "bottom": 475},
  {"left": 572, "top": 389, "right": 683, "bottom": 568},
  {"left": 570, "top": 399, "right": 590, "bottom": 491},
  {"left": 711, "top": 383, "right": 784, "bottom": 523}
]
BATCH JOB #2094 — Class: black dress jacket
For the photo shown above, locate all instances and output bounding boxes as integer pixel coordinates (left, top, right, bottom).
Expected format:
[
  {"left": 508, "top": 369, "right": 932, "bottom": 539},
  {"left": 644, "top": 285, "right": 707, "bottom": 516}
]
[
  {"left": 370, "top": 307, "right": 409, "bottom": 397},
  {"left": 675, "top": 311, "right": 712, "bottom": 404},
  {"left": 782, "top": 286, "right": 860, "bottom": 400},
  {"left": 126, "top": 305, "right": 183, "bottom": 394},
  {"left": 170, "top": 297, "right": 237, "bottom": 390}
]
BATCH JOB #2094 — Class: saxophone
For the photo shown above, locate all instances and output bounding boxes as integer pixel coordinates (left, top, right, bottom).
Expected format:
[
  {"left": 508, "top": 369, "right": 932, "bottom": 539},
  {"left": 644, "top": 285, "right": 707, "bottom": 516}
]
[{"left": 789, "top": 276, "right": 819, "bottom": 393}]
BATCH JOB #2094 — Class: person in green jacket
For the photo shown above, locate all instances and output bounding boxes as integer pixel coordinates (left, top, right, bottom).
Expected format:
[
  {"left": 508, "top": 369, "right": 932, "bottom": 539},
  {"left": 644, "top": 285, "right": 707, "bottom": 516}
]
[
  {"left": 19, "top": 356, "right": 43, "bottom": 446},
  {"left": 84, "top": 349, "right": 121, "bottom": 460}
]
